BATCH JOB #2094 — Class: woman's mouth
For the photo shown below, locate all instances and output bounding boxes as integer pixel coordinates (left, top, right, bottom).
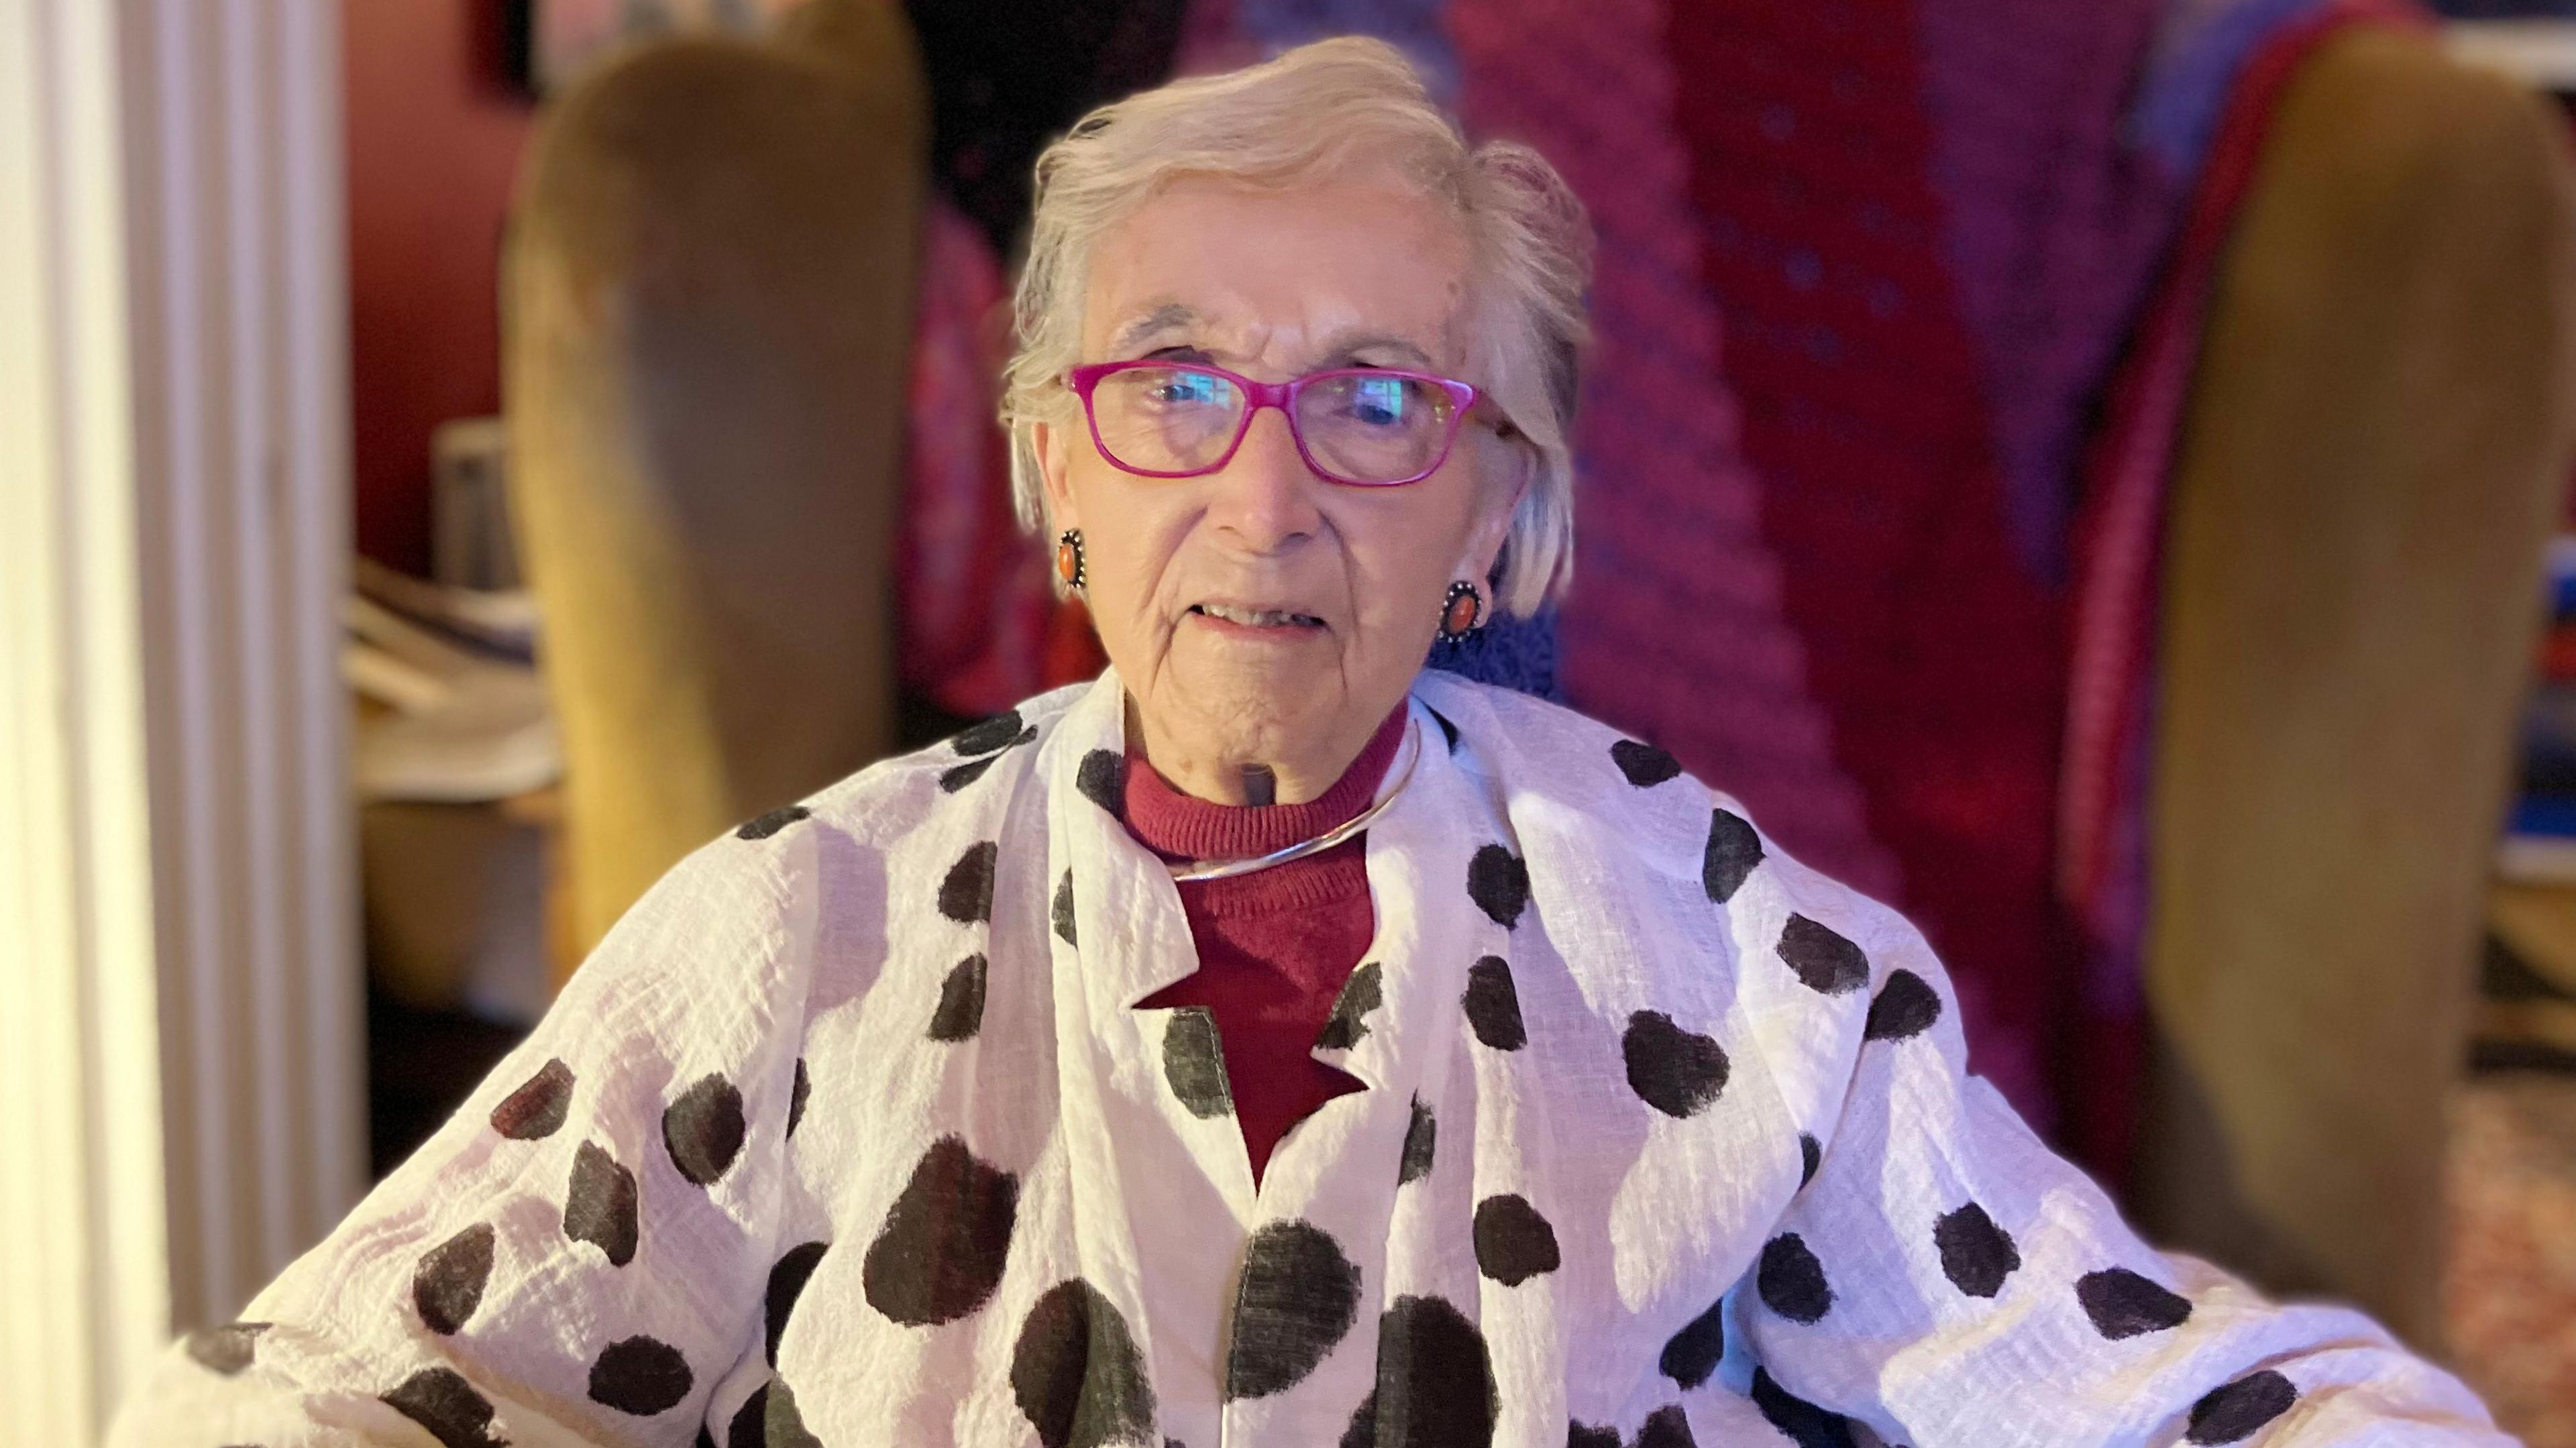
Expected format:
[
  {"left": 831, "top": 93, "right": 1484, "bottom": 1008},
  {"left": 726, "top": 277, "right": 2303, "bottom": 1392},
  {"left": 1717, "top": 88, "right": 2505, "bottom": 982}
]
[{"left": 1187, "top": 602, "right": 1326, "bottom": 631}]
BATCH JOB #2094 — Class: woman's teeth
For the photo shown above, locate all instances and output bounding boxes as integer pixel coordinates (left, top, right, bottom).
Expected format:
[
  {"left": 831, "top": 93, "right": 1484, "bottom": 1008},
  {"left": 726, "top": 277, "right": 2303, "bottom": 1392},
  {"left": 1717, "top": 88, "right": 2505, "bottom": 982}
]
[{"left": 1193, "top": 603, "right": 1322, "bottom": 628}]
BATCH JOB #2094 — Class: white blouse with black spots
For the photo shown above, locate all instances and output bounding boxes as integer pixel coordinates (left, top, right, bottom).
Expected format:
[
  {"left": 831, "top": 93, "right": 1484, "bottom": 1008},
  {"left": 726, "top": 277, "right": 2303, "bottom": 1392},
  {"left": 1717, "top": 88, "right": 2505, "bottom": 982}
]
[{"left": 109, "top": 669, "right": 2507, "bottom": 1448}]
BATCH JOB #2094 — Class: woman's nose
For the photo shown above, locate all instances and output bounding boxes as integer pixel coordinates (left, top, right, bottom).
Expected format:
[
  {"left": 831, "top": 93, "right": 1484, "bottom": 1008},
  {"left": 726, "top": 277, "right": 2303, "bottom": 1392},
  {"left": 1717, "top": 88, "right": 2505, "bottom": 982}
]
[{"left": 1204, "top": 406, "right": 1323, "bottom": 551}]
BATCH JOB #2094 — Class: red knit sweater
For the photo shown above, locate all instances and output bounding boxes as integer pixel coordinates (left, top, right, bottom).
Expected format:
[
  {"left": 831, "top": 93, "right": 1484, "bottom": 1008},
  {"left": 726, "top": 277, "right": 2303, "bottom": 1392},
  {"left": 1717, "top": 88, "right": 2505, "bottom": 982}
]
[{"left": 1127, "top": 709, "right": 1404, "bottom": 1184}]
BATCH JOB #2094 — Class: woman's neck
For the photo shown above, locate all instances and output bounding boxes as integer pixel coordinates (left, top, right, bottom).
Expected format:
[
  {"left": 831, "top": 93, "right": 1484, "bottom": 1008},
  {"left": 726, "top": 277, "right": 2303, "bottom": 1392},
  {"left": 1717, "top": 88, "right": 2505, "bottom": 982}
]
[{"left": 1124, "top": 695, "right": 1399, "bottom": 806}]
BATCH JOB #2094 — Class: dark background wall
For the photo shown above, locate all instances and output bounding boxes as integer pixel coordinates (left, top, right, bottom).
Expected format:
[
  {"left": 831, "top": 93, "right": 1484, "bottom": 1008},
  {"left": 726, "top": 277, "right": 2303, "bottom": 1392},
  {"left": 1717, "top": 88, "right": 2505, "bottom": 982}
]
[{"left": 343, "top": 0, "right": 533, "bottom": 574}]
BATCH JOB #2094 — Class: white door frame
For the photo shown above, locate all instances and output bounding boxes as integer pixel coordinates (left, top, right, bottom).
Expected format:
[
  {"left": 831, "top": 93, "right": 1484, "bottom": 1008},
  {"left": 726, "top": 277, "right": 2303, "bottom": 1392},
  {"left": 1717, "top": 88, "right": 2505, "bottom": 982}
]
[{"left": 1, "top": 0, "right": 362, "bottom": 1439}]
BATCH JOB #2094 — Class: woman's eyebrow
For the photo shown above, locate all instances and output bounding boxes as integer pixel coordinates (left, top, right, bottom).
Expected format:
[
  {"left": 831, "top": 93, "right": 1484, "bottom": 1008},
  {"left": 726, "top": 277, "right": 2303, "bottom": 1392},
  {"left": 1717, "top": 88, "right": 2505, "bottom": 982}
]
[
  {"left": 1109, "top": 302, "right": 1202, "bottom": 355},
  {"left": 1313, "top": 331, "right": 1439, "bottom": 370}
]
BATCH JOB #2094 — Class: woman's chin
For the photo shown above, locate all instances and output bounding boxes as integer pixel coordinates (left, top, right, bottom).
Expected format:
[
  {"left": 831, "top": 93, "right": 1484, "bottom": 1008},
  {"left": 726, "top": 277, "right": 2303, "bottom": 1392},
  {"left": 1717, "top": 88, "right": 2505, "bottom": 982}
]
[
  {"left": 1163, "top": 621, "right": 1340, "bottom": 690},
  {"left": 1148, "top": 655, "right": 1346, "bottom": 752}
]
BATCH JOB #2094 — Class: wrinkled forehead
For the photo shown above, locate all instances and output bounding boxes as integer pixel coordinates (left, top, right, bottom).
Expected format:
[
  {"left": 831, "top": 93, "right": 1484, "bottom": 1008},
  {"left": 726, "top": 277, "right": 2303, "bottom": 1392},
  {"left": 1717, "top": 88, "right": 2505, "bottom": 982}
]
[{"left": 1079, "top": 172, "right": 1478, "bottom": 374}]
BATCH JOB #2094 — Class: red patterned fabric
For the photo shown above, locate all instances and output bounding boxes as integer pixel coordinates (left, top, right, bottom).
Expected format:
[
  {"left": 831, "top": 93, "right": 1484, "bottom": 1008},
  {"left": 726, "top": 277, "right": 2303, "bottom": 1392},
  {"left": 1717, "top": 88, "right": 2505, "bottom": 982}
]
[{"left": 900, "top": 199, "right": 1103, "bottom": 717}]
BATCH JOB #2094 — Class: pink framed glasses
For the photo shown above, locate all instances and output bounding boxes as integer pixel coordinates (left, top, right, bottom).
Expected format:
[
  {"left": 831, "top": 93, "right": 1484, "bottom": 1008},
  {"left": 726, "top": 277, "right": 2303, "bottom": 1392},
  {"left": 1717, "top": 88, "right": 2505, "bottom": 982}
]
[{"left": 1066, "top": 359, "right": 1483, "bottom": 486}]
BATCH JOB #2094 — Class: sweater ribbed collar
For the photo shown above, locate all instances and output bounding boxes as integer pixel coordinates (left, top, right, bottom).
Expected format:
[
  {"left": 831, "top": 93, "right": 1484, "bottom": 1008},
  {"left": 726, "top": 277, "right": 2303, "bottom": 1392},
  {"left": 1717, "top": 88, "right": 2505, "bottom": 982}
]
[{"left": 1120, "top": 706, "right": 1406, "bottom": 869}]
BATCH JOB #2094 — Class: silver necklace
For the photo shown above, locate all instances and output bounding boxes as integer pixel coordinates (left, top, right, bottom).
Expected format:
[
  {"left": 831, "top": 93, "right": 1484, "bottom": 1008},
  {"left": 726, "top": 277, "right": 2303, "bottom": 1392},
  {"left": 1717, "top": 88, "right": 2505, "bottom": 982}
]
[{"left": 1165, "top": 721, "right": 1421, "bottom": 883}]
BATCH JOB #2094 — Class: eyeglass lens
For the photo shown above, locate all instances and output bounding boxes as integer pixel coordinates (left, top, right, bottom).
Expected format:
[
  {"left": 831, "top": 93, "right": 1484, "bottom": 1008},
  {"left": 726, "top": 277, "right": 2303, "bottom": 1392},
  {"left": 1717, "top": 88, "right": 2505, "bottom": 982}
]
[{"left": 1089, "top": 364, "right": 1458, "bottom": 483}]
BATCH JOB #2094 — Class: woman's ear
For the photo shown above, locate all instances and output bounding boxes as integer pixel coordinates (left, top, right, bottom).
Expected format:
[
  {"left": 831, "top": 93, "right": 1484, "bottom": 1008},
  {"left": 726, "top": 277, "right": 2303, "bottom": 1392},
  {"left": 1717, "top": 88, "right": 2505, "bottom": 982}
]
[{"left": 1034, "top": 419, "right": 1080, "bottom": 531}]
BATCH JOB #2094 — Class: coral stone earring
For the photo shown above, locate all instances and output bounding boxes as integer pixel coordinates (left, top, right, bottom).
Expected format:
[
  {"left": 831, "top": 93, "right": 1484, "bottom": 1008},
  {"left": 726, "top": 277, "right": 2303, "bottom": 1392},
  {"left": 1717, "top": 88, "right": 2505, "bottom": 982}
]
[
  {"left": 1056, "top": 530, "right": 1085, "bottom": 591},
  {"left": 1438, "top": 580, "right": 1485, "bottom": 643}
]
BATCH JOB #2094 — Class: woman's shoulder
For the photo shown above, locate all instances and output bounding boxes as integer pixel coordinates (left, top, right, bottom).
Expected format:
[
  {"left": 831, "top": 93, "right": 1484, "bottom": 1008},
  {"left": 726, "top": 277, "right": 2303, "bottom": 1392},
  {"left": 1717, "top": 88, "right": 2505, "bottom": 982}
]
[
  {"left": 576, "top": 683, "right": 1093, "bottom": 1034},
  {"left": 625, "top": 682, "right": 1091, "bottom": 947},
  {"left": 1411, "top": 670, "right": 1745, "bottom": 808},
  {"left": 788, "top": 680, "right": 1095, "bottom": 840},
  {"left": 1413, "top": 669, "right": 1621, "bottom": 744},
  {"left": 1409, "top": 669, "right": 1911, "bottom": 936}
]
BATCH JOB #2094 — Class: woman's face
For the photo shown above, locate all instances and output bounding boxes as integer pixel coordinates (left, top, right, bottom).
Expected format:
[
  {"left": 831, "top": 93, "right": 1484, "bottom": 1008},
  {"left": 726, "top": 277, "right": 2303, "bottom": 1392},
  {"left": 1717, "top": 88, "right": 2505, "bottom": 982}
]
[{"left": 1036, "top": 172, "right": 1523, "bottom": 801}]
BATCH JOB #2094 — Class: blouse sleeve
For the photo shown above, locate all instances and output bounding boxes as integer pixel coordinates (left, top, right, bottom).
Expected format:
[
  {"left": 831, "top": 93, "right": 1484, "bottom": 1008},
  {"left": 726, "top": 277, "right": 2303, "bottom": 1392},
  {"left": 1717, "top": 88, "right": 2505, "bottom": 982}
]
[
  {"left": 1735, "top": 892, "right": 2507, "bottom": 1448},
  {"left": 107, "top": 819, "right": 820, "bottom": 1448}
]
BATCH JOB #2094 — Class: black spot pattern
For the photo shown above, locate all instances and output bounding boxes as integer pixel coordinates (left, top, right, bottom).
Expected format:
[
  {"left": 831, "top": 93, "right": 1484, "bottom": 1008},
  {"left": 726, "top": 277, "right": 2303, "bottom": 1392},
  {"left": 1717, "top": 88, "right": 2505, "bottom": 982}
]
[
  {"left": 2077, "top": 1268, "right": 2192, "bottom": 1339},
  {"left": 1053, "top": 871, "right": 1078, "bottom": 946},
  {"left": 1163, "top": 1007, "right": 1234, "bottom": 1118},
  {"left": 1077, "top": 749, "right": 1125, "bottom": 816},
  {"left": 952, "top": 710, "right": 1026, "bottom": 756},
  {"left": 766, "top": 1241, "right": 828, "bottom": 1366},
  {"left": 1568, "top": 1425, "right": 1620, "bottom": 1448},
  {"left": 862, "top": 1135, "right": 1020, "bottom": 1326},
  {"left": 490, "top": 1057, "right": 573, "bottom": 1139},
  {"left": 1472, "top": 1194, "right": 1561, "bottom": 1286},
  {"left": 663, "top": 1073, "right": 747, "bottom": 1186},
  {"left": 1701, "top": 809, "right": 1763, "bottom": 903},
  {"left": 929, "top": 954, "right": 988, "bottom": 1041},
  {"left": 938, "top": 841, "right": 1000, "bottom": 924},
  {"left": 1225, "top": 1219, "right": 1361, "bottom": 1400},
  {"left": 1622, "top": 1011, "right": 1729, "bottom": 1118},
  {"left": 941, "top": 755, "right": 1002, "bottom": 792},
  {"left": 1776, "top": 915, "right": 1867, "bottom": 996},
  {"left": 1466, "top": 846, "right": 1531, "bottom": 928},
  {"left": 727, "top": 1384, "right": 769, "bottom": 1448},
  {"left": 1399, "top": 1097, "right": 1437, "bottom": 1185},
  {"left": 1428, "top": 707, "right": 1460, "bottom": 754},
  {"left": 590, "top": 1335, "right": 694, "bottom": 1416},
  {"left": 1315, "top": 960, "right": 1384, "bottom": 1050},
  {"left": 1750, "top": 1368, "right": 1855, "bottom": 1448},
  {"left": 1010, "top": 1278, "right": 1158, "bottom": 1448},
  {"left": 1658, "top": 1297, "right": 1727, "bottom": 1390},
  {"left": 183, "top": 1321, "right": 268, "bottom": 1376},
  {"left": 1368, "top": 1294, "right": 1497, "bottom": 1448},
  {"left": 565, "top": 1140, "right": 639, "bottom": 1266},
  {"left": 1933, "top": 1203, "right": 2020, "bottom": 1299},
  {"left": 736, "top": 805, "right": 810, "bottom": 841},
  {"left": 1462, "top": 956, "right": 1527, "bottom": 1050},
  {"left": 1863, "top": 970, "right": 1942, "bottom": 1042},
  {"left": 1758, "top": 1234, "right": 1833, "bottom": 1323},
  {"left": 1342, "top": 1392, "right": 1380, "bottom": 1448},
  {"left": 2186, "top": 1371, "right": 2298, "bottom": 1444},
  {"left": 787, "top": 1058, "right": 810, "bottom": 1140},
  {"left": 413, "top": 1222, "right": 495, "bottom": 1335},
  {"left": 382, "top": 1367, "right": 504, "bottom": 1448},
  {"left": 1636, "top": 1405, "right": 1697, "bottom": 1448},
  {"left": 700, "top": 1421, "right": 720, "bottom": 1448},
  {"left": 764, "top": 1379, "right": 823, "bottom": 1448},
  {"left": 1611, "top": 739, "right": 1684, "bottom": 787},
  {"left": 1799, "top": 1133, "right": 1821, "bottom": 1186}
]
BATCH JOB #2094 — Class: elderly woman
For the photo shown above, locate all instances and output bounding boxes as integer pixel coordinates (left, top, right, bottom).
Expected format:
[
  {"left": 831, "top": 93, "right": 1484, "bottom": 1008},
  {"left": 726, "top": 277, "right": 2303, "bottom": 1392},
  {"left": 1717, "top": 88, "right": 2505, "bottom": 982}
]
[{"left": 117, "top": 38, "right": 2502, "bottom": 1448}]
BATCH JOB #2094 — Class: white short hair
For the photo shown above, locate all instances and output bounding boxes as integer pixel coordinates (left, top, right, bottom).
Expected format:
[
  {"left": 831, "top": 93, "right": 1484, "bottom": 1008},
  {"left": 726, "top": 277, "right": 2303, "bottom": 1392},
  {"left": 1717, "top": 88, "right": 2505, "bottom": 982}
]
[{"left": 999, "top": 36, "right": 1593, "bottom": 618}]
